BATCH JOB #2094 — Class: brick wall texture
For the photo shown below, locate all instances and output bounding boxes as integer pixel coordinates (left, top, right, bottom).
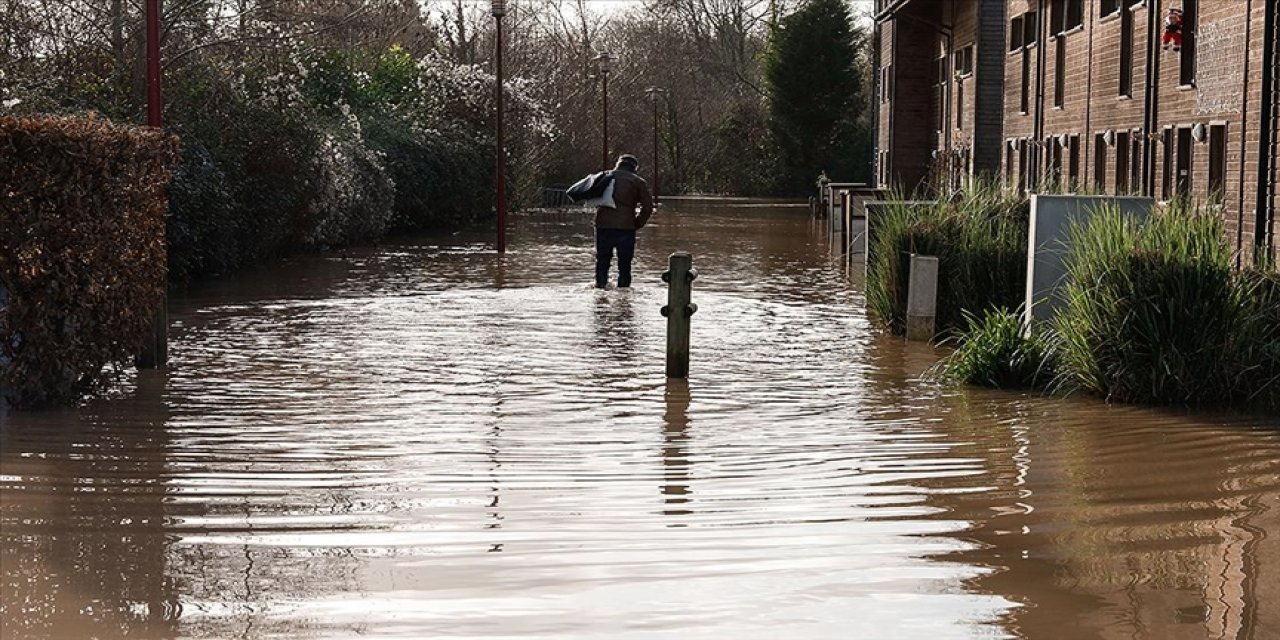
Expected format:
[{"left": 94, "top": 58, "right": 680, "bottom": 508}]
[{"left": 874, "top": 0, "right": 1279, "bottom": 262}]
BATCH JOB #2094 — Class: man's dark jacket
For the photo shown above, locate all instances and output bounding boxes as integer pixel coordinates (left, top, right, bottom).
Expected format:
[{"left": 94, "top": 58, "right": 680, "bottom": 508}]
[{"left": 595, "top": 169, "right": 654, "bottom": 230}]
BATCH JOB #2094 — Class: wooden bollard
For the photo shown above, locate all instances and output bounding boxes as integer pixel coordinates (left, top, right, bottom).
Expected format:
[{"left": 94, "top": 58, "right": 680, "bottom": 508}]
[
  {"left": 905, "top": 254, "right": 939, "bottom": 342},
  {"left": 661, "top": 252, "right": 697, "bottom": 378},
  {"left": 136, "top": 301, "right": 167, "bottom": 369}
]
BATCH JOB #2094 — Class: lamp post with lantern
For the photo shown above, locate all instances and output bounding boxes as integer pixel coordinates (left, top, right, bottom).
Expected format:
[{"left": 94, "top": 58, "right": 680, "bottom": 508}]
[
  {"left": 595, "top": 51, "right": 614, "bottom": 169},
  {"left": 492, "top": 0, "right": 508, "bottom": 254},
  {"left": 645, "top": 86, "right": 667, "bottom": 205}
]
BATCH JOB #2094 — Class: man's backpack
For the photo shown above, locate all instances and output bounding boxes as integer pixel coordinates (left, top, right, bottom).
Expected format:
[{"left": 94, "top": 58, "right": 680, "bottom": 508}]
[{"left": 566, "top": 171, "right": 616, "bottom": 208}]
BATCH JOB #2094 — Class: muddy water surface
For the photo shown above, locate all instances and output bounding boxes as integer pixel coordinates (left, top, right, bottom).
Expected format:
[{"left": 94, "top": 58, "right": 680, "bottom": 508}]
[{"left": 2, "top": 201, "right": 1278, "bottom": 639}]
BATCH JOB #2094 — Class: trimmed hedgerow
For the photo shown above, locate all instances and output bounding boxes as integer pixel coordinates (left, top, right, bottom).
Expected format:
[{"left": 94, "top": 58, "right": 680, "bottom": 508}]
[{"left": 0, "top": 115, "right": 179, "bottom": 408}]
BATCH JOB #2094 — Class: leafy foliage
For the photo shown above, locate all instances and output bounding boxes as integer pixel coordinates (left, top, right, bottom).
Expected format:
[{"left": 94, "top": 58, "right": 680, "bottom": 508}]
[
  {"left": 937, "top": 309, "right": 1057, "bottom": 389},
  {"left": 764, "top": 0, "right": 872, "bottom": 194},
  {"left": 0, "top": 116, "right": 178, "bottom": 408}
]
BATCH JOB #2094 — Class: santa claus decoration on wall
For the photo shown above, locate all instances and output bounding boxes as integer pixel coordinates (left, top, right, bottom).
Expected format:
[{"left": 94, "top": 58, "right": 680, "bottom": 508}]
[{"left": 1162, "top": 8, "right": 1184, "bottom": 52}]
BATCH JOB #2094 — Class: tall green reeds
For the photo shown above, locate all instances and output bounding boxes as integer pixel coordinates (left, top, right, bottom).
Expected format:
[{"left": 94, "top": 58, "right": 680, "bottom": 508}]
[
  {"left": 1049, "top": 203, "right": 1280, "bottom": 407},
  {"left": 936, "top": 308, "right": 1057, "bottom": 389},
  {"left": 866, "top": 182, "right": 1029, "bottom": 338}
]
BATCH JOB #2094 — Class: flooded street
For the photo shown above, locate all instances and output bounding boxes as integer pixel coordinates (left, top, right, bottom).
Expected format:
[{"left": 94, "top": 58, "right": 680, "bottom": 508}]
[{"left": 2, "top": 201, "right": 1279, "bottom": 639}]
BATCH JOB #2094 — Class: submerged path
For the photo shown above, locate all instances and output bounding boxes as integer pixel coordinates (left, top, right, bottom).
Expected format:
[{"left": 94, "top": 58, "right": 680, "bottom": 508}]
[{"left": 2, "top": 200, "right": 1279, "bottom": 639}]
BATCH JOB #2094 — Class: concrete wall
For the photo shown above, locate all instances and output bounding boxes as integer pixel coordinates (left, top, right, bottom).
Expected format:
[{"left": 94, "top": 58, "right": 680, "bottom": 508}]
[{"left": 1024, "top": 194, "right": 1154, "bottom": 326}]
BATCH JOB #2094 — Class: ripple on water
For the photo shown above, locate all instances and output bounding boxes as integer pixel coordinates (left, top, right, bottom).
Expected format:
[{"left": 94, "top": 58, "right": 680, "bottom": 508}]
[{"left": 3, "top": 205, "right": 1279, "bottom": 640}]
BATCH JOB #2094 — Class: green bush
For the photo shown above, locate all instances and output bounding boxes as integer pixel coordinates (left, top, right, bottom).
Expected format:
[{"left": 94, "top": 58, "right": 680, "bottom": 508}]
[
  {"left": 364, "top": 117, "right": 492, "bottom": 232},
  {"left": 0, "top": 116, "right": 178, "bottom": 408},
  {"left": 937, "top": 308, "right": 1057, "bottom": 389},
  {"left": 867, "top": 183, "right": 1029, "bottom": 338},
  {"left": 165, "top": 69, "right": 322, "bottom": 279},
  {"left": 1053, "top": 205, "right": 1278, "bottom": 407},
  {"left": 302, "top": 130, "right": 396, "bottom": 249}
]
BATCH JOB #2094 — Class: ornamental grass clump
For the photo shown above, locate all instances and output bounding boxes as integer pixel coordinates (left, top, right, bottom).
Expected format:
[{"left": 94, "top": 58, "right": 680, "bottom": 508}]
[
  {"left": 1235, "top": 268, "right": 1280, "bottom": 408},
  {"left": 1052, "top": 204, "right": 1278, "bottom": 407},
  {"left": 936, "top": 308, "right": 1057, "bottom": 389},
  {"left": 867, "top": 182, "right": 1029, "bottom": 338}
]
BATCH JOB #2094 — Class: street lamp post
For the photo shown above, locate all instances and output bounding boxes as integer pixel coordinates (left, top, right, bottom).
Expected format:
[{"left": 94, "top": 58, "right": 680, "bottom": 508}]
[
  {"left": 138, "top": 0, "right": 166, "bottom": 369},
  {"left": 492, "top": 0, "right": 508, "bottom": 254},
  {"left": 595, "top": 51, "right": 613, "bottom": 169},
  {"left": 645, "top": 86, "right": 667, "bottom": 205}
]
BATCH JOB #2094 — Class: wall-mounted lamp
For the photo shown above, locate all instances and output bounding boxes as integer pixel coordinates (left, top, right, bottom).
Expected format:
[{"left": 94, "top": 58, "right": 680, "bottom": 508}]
[{"left": 1192, "top": 122, "right": 1207, "bottom": 142}]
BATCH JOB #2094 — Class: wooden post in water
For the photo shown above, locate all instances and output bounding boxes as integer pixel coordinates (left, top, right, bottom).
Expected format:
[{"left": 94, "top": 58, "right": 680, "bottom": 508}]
[
  {"left": 905, "top": 254, "right": 939, "bottom": 342},
  {"left": 662, "top": 252, "right": 697, "bottom": 378}
]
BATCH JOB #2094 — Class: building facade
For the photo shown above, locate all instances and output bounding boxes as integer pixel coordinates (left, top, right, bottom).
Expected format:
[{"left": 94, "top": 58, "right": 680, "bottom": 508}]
[{"left": 874, "top": 0, "right": 1279, "bottom": 264}]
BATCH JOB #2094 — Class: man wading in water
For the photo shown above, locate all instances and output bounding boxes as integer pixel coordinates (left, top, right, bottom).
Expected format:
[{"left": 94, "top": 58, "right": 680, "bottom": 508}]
[{"left": 595, "top": 154, "right": 654, "bottom": 289}]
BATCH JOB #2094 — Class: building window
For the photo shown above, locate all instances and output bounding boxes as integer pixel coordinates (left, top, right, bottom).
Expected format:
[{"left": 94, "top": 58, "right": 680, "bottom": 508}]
[
  {"left": 881, "top": 64, "right": 892, "bottom": 103},
  {"left": 1067, "top": 0, "right": 1083, "bottom": 30},
  {"left": 1094, "top": 134, "right": 1108, "bottom": 192},
  {"left": 1068, "top": 135, "right": 1081, "bottom": 190},
  {"left": 1010, "top": 16, "right": 1025, "bottom": 51},
  {"left": 1130, "top": 130, "right": 1143, "bottom": 196},
  {"left": 1180, "top": 0, "right": 1197, "bottom": 86},
  {"left": 1116, "top": 131, "right": 1130, "bottom": 193},
  {"left": 1161, "top": 128, "right": 1174, "bottom": 200},
  {"left": 1208, "top": 124, "right": 1226, "bottom": 202},
  {"left": 1119, "top": 6, "right": 1134, "bottom": 96},
  {"left": 1024, "top": 11, "right": 1038, "bottom": 46},
  {"left": 1048, "top": 136, "right": 1064, "bottom": 187},
  {"left": 1175, "top": 127, "right": 1193, "bottom": 198},
  {"left": 1006, "top": 140, "right": 1017, "bottom": 184},
  {"left": 1054, "top": 37, "right": 1066, "bottom": 108},
  {"left": 1050, "top": 0, "right": 1083, "bottom": 35},
  {"left": 955, "top": 45, "right": 974, "bottom": 76},
  {"left": 1101, "top": 0, "right": 1119, "bottom": 17},
  {"left": 1018, "top": 139, "right": 1030, "bottom": 195},
  {"left": 1020, "top": 49, "right": 1031, "bottom": 113},
  {"left": 956, "top": 81, "right": 965, "bottom": 129}
]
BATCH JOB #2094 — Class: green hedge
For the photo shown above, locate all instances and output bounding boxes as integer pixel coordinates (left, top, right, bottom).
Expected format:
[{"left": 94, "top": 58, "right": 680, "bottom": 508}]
[
  {"left": 0, "top": 116, "right": 178, "bottom": 408},
  {"left": 163, "top": 49, "right": 499, "bottom": 282}
]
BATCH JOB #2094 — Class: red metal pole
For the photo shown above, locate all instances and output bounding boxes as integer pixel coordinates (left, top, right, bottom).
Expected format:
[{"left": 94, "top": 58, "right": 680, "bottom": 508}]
[
  {"left": 602, "top": 72, "right": 610, "bottom": 169},
  {"left": 495, "top": 16, "right": 507, "bottom": 254},
  {"left": 146, "top": 0, "right": 162, "bottom": 128}
]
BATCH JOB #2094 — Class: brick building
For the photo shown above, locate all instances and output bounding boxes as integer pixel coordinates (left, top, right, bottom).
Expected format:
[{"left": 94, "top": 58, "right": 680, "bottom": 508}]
[{"left": 873, "top": 0, "right": 1279, "bottom": 263}]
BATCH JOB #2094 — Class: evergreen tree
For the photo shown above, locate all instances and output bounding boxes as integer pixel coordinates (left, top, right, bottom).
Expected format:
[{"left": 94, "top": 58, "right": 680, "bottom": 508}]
[{"left": 764, "top": 0, "right": 871, "bottom": 194}]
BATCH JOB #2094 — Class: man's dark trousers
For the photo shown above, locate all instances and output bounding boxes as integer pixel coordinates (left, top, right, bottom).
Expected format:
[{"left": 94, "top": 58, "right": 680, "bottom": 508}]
[{"left": 596, "top": 228, "right": 636, "bottom": 288}]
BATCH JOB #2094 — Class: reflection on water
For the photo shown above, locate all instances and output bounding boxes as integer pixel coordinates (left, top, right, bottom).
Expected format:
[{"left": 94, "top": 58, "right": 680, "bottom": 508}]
[
  {"left": 2, "top": 201, "right": 1278, "bottom": 639},
  {"left": 663, "top": 379, "right": 692, "bottom": 521}
]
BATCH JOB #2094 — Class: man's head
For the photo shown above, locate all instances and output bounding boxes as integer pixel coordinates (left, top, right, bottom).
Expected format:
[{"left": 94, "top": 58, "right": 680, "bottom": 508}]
[{"left": 615, "top": 154, "right": 640, "bottom": 172}]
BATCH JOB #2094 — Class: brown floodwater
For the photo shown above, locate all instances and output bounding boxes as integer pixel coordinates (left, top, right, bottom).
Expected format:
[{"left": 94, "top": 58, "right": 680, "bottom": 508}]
[{"left": 2, "top": 200, "right": 1278, "bottom": 639}]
